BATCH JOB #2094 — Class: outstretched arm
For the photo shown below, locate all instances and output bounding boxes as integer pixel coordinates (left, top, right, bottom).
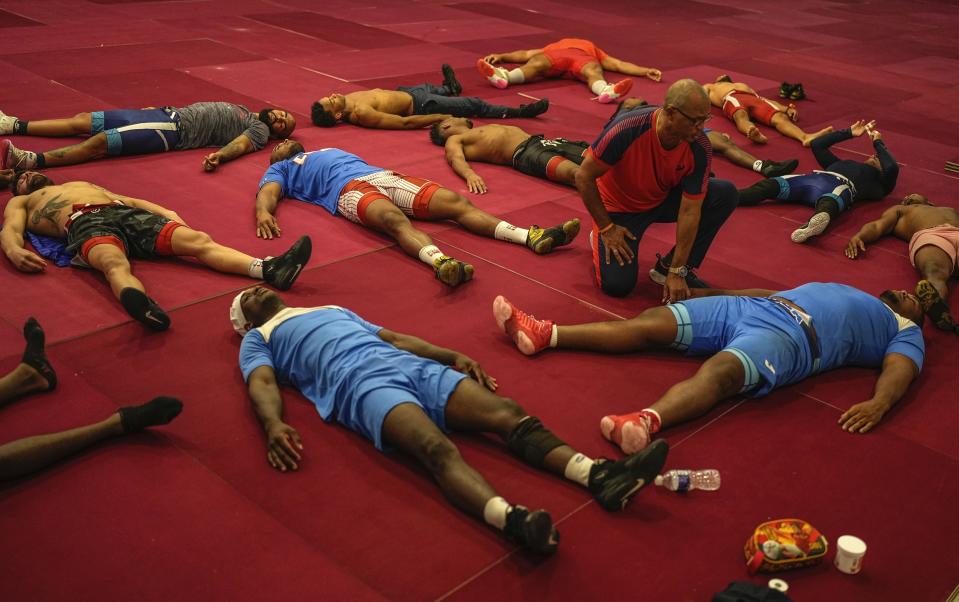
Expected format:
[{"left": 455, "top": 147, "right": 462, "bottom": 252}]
[
  {"left": 870, "top": 129, "right": 899, "bottom": 192},
  {"left": 203, "top": 133, "right": 256, "bottom": 172},
  {"left": 255, "top": 182, "right": 284, "bottom": 239},
  {"left": 600, "top": 56, "right": 662, "bottom": 81},
  {"left": 378, "top": 328, "right": 497, "bottom": 391},
  {"left": 839, "top": 353, "right": 917, "bottom": 433},
  {"left": 484, "top": 49, "right": 542, "bottom": 64},
  {"left": 353, "top": 107, "right": 451, "bottom": 130},
  {"left": 0, "top": 196, "right": 46, "bottom": 272},
  {"left": 844, "top": 205, "right": 900, "bottom": 259},
  {"left": 444, "top": 135, "right": 486, "bottom": 194},
  {"left": 247, "top": 365, "right": 303, "bottom": 471}
]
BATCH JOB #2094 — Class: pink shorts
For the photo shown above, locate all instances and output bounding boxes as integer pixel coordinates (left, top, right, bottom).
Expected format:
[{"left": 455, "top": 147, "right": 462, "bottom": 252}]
[{"left": 909, "top": 224, "right": 959, "bottom": 272}]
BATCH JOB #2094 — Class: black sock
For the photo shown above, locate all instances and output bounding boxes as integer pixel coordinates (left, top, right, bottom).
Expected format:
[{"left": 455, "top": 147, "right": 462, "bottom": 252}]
[
  {"left": 14, "top": 120, "right": 29, "bottom": 135},
  {"left": 21, "top": 317, "right": 57, "bottom": 390},
  {"left": 814, "top": 196, "right": 841, "bottom": 219},
  {"left": 118, "top": 396, "right": 183, "bottom": 433},
  {"left": 737, "top": 178, "right": 780, "bottom": 206},
  {"left": 35, "top": 153, "right": 46, "bottom": 168}
]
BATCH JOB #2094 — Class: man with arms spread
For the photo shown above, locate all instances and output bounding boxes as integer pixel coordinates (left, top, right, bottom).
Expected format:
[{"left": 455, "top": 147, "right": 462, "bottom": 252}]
[
  {"left": 846, "top": 193, "right": 959, "bottom": 332},
  {"left": 492, "top": 282, "right": 925, "bottom": 453},
  {"left": 2, "top": 172, "right": 311, "bottom": 330},
  {"left": 0, "top": 317, "right": 183, "bottom": 480},
  {"left": 256, "top": 142, "right": 579, "bottom": 287},
  {"left": 576, "top": 79, "right": 738, "bottom": 301},
  {"left": 702, "top": 74, "right": 832, "bottom": 145},
  {"left": 0, "top": 103, "right": 295, "bottom": 172},
  {"left": 429, "top": 117, "right": 590, "bottom": 192},
  {"left": 232, "top": 286, "right": 669, "bottom": 554},
  {"left": 739, "top": 119, "right": 899, "bottom": 243},
  {"left": 477, "top": 38, "right": 662, "bottom": 103},
  {"left": 311, "top": 65, "right": 548, "bottom": 129}
]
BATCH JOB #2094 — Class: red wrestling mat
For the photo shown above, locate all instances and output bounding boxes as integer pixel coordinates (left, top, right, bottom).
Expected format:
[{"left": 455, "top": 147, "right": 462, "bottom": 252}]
[{"left": 2, "top": 0, "right": 958, "bottom": 600}]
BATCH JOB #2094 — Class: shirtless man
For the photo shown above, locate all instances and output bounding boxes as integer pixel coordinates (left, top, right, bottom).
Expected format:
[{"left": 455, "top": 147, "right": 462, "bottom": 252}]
[
  {"left": 255, "top": 142, "right": 579, "bottom": 287},
  {"left": 702, "top": 75, "right": 832, "bottom": 146},
  {"left": 1, "top": 172, "right": 311, "bottom": 330},
  {"left": 846, "top": 193, "right": 959, "bottom": 332},
  {"left": 477, "top": 38, "right": 662, "bottom": 103},
  {"left": 0, "top": 103, "right": 295, "bottom": 172},
  {"left": 311, "top": 65, "right": 548, "bottom": 129},
  {"left": 429, "top": 118, "right": 588, "bottom": 192}
]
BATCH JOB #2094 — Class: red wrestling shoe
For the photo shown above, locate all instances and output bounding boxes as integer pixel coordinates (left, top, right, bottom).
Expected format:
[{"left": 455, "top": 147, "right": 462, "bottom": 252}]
[
  {"left": 492, "top": 295, "right": 554, "bottom": 355},
  {"left": 600, "top": 412, "right": 653, "bottom": 454}
]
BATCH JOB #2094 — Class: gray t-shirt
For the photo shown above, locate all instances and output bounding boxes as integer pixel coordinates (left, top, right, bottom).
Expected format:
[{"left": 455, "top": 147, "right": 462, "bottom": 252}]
[{"left": 174, "top": 102, "right": 270, "bottom": 151}]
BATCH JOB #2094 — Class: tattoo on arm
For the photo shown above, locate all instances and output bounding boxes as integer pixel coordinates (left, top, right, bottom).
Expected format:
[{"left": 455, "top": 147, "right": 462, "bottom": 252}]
[{"left": 31, "top": 195, "right": 69, "bottom": 228}]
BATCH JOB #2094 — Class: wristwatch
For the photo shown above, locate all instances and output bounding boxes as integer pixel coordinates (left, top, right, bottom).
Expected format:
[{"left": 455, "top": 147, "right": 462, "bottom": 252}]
[{"left": 668, "top": 265, "right": 689, "bottom": 278}]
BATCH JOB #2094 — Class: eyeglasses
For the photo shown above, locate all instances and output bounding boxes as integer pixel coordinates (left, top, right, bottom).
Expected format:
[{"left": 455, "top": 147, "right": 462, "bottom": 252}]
[{"left": 671, "top": 105, "right": 712, "bottom": 126}]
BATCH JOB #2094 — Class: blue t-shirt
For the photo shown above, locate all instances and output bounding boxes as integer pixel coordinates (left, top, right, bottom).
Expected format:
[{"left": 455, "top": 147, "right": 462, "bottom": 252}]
[
  {"left": 240, "top": 307, "right": 422, "bottom": 420},
  {"left": 258, "top": 148, "right": 382, "bottom": 214},
  {"left": 778, "top": 283, "right": 925, "bottom": 373}
]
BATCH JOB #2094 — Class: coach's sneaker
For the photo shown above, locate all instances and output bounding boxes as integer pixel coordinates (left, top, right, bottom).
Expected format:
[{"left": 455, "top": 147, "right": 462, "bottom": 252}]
[
  {"left": 526, "top": 219, "right": 580, "bottom": 254},
  {"left": 588, "top": 439, "right": 669, "bottom": 511},
  {"left": 263, "top": 235, "right": 312, "bottom": 291},
  {"left": 600, "top": 411, "right": 660, "bottom": 455},
  {"left": 648, "top": 252, "right": 710, "bottom": 288},
  {"left": 503, "top": 505, "right": 559, "bottom": 555},
  {"left": 790, "top": 211, "right": 830, "bottom": 243},
  {"left": 759, "top": 158, "right": 799, "bottom": 178},
  {"left": 120, "top": 287, "right": 171, "bottom": 332},
  {"left": 492, "top": 295, "right": 554, "bottom": 355},
  {"left": 476, "top": 58, "right": 509, "bottom": 89},
  {"left": 1, "top": 139, "right": 37, "bottom": 170},
  {"left": 441, "top": 63, "right": 462, "bottom": 96},
  {"left": 0, "top": 111, "right": 18, "bottom": 136},
  {"left": 916, "top": 279, "right": 957, "bottom": 332},
  {"left": 596, "top": 78, "right": 634, "bottom": 104},
  {"left": 433, "top": 255, "right": 474, "bottom": 287}
]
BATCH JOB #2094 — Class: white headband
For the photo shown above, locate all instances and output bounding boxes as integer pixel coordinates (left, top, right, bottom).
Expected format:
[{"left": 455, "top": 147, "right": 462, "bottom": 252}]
[{"left": 230, "top": 291, "right": 251, "bottom": 336}]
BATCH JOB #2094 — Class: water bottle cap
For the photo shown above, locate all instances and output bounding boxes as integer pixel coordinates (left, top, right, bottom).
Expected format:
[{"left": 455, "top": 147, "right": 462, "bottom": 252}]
[{"left": 654, "top": 475, "right": 664, "bottom": 486}]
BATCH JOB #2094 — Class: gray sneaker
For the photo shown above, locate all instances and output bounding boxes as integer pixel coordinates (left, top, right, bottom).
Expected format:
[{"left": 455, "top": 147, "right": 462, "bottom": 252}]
[
  {"left": 0, "top": 110, "right": 18, "bottom": 136},
  {"left": 790, "top": 212, "right": 830, "bottom": 243}
]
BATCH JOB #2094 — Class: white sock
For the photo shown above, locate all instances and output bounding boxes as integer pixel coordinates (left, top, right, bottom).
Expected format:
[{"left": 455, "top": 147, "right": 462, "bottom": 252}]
[
  {"left": 549, "top": 325, "right": 558, "bottom": 348},
  {"left": 752, "top": 159, "right": 763, "bottom": 173},
  {"left": 483, "top": 496, "right": 511, "bottom": 530},
  {"left": 590, "top": 80, "right": 609, "bottom": 95},
  {"left": 417, "top": 244, "right": 444, "bottom": 266},
  {"left": 247, "top": 258, "right": 264, "bottom": 278},
  {"left": 507, "top": 68, "right": 525, "bottom": 84},
  {"left": 494, "top": 221, "right": 529, "bottom": 245},
  {"left": 563, "top": 453, "right": 595, "bottom": 487}
]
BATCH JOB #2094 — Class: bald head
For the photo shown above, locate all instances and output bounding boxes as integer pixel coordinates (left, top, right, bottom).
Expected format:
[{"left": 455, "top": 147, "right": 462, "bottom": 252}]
[{"left": 664, "top": 79, "right": 708, "bottom": 111}]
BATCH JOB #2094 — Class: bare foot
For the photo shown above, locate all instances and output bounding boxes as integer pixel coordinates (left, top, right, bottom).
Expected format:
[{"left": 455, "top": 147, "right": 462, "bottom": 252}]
[
  {"left": 802, "top": 126, "right": 834, "bottom": 147},
  {"left": 747, "top": 125, "right": 768, "bottom": 144}
]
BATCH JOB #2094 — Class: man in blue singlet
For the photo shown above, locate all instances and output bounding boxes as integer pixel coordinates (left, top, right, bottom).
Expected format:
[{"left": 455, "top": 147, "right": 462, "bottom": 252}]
[
  {"left": 229, "top": 286, "right": 671, "bottom": 555},
  {"left": 493, "top": 282, "right": 926, "bottom": 454},
  {"left": 0, "top": 102, "right": 295, "bottom": 172},
  {"left": 738, "top": 119, "right": 899, "bottom": 244},
  {"left": 254, "top": 140, "right": 581, "bottom": 287}
]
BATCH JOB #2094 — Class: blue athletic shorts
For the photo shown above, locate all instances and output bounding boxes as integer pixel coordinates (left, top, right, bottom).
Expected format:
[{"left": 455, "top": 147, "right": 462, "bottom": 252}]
[
  {"left": 91, "top": 108, "right": 181, "bottom": 156},
  {"left": 668, "top": 296, "right": 814, "bottom": 397},
  {"left": 336, "top": 359, "right": 468, "bottom": 450},
  {"left": 773, "top": 171, "right": 855, "bottom": 211}
]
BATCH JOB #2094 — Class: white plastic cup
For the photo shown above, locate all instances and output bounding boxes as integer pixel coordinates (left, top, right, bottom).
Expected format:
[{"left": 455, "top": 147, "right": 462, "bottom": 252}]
[{"left": 834, "top": 535, "right": 867, "bottom": 574}]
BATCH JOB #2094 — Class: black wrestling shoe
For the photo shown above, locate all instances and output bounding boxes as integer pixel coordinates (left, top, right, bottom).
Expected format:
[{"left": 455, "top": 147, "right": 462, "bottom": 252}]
[
  {"left": 588, "top": 439, "right": 669, "bottom": 511},
  {"left": 648, "top": 253, "right": 710, "bottom": 288},
  {"left": 263, "top": 235, "right": 312, "bottom": 291},
  {"left": 779, "top": 82, "right": 794, "bottom": 99},
  {"left": 517, "top": 98, "right": 549, "bottom": 118},
  {"left": 503, "top": 506, "right": 559, "bottom": 555},
  {"left": 441, "top": 64, "right": 462, "bottom": 96},
  {"left": 789, "top": 82, "right": 806, "bottom": 101},
  {"left": 760, "top": 158, "right": 799, "bottom": 178},
  {"left": 120, "top": 288, "right": 171, "bottom": 331}
]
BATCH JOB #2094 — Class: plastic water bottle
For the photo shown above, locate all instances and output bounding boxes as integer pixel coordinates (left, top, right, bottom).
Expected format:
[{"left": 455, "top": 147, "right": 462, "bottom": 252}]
[{"left": 654, "top": 469, "right": 721, "bottom": 492}]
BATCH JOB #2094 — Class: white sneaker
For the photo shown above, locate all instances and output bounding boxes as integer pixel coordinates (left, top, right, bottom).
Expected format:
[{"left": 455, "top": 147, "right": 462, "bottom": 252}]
[
  {"left": 476, "top": 59, "right": 509, "bottom": 89},
  {"left": 0, "top": 110, "right": 17, "bottom": 136},
  {"left": 790, "top": 211, "right": 831, "bottom": 243},
  {"left": 1, "top": 139, "right": 38, "bottom": 170}
]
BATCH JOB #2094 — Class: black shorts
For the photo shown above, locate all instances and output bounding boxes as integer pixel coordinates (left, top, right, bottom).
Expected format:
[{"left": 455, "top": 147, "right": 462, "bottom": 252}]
[
  {"left": 511, "top": 135, "right": 588, "bottom": 180},
  {"left": 65, "top": 205, "right": 180, "bottom": 262}
]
